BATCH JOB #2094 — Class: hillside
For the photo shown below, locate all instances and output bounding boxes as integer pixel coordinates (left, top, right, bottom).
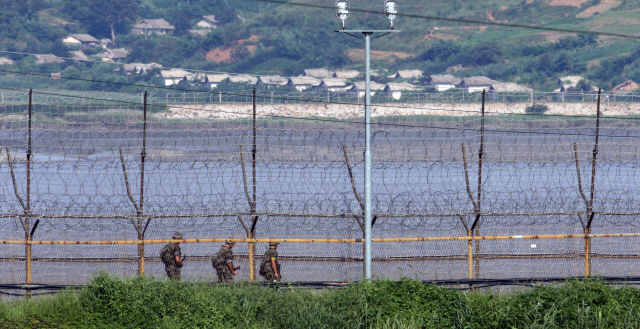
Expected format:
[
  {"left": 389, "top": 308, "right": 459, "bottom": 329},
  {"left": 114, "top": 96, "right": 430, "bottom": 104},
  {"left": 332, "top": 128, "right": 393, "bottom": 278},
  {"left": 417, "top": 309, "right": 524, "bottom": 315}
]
[{"left": 0, "top": 0, "right": 639, "bottom": 91}]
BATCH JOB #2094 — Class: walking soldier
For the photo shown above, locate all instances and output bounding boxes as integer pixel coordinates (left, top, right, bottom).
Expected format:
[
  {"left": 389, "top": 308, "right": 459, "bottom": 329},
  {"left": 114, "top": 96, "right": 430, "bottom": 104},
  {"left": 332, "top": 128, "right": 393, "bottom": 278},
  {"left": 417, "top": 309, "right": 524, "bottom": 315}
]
[
  {"left": 212, "top": 239, "right": 239, "bottom": 283},
  {"left": 259, "top": 242, "right": 281, "bottom": 282},
  {"left": 160, "top": 232, "right": 184, "bottom": 280}
]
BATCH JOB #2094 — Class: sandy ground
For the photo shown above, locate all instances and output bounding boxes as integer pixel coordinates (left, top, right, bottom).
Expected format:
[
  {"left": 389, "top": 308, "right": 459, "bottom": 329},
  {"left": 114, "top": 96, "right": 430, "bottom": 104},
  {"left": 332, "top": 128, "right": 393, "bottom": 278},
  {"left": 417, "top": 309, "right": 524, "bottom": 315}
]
[{"left": 156, "top": 102, "right": 640, "bottom": 120}]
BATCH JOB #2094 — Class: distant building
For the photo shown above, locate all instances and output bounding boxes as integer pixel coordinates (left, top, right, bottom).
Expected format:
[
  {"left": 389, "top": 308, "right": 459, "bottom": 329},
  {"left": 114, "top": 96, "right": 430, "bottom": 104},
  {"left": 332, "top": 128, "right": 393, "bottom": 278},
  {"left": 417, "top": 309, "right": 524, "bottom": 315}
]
[
  {"left": 69, "top": 50, "right": 89, "bottom": 62},
  {"left": 313, "top": 78, "right": 348, "bottom": 93},
  {"left": 186, "top": 73, "right": 207, "bottom": 84},
  {"left": 427, "top": 74, "right": 462, "bottom": 92},
  {"left": 347, "top": 81, "right": 385, "bottom": 97},
  {"left": 160, "top": 69, "right": 189, "bottom": 86},
  {"left": 303, "top": 68, "right": 334, "bottom": 79},
  {"left": 257, "top": 75, "right": 288, "bottom": 88},
  {"left": 62, "top": 34, "right": 99, "bottom": 48},
  {"left": 131, "top": 19, "right": 175, "bottom": 35},
  {"left": 189, "top": 30, "right": 210, "bottom": 36},
  {"left": 122, "top": 63, "right": 162, "bottom": 75},
  {"left": 384, "top": 82, "right": 419, "bottom": 99},
  {"left": 491, "top": 82, "right": 531, "bottom": 93},
  {"left": 0, "top": 57, "right": 14, "bottom": 65},
  {"left": 197, "top": 16, "right": 219, "bottom": 29},
  {"left": 204, "top": 74, "right": 229, "bottom": 89},
  {"left": 100, "top": 39, "right": 112, "bottom": 47},
  {"left": 555, "top": 76, "right": 599, "bottom": 92},
  {"left": 389, "top": 70, "right": 423, "bottom": 80},
  {"left": 34, "top": 54, "right": 65, "bottom": 65},
  {"left": 458, "top": 77, "right": 500, "bottom": 93},
  {"left": 333, "top": 70, "right": 360, "bottom": 79},
  {"left": 228, "top": 74, "right": 259, "bottom": 85},
  {"left": 611, "top": 80, "right": 640, "bottom": 95},
  {"left": 95, "top": 48, "right": 129, "bottom": 63},
  {"left": 287, "top": 77, "right": 321, "bottom": 91}
]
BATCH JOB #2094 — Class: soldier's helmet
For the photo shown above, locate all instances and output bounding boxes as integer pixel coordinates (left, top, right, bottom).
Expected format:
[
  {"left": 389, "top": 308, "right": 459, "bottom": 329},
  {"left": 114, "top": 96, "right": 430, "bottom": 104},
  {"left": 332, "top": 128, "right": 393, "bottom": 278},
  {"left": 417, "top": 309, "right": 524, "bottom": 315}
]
[
  {"left": 172, "top": 232, "right": 183, "bottom": 239},
  {"left": 269, "top": 241, "right": 280, "bottom": 246},
  {"left": 225, "top": 238, "right": 235, "bottom": 245}
]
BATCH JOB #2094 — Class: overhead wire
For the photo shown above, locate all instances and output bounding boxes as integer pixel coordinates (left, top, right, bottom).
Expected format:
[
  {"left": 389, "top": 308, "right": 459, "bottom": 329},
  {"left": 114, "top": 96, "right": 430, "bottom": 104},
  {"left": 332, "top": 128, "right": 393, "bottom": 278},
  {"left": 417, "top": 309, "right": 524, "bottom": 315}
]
[
  {"left": 250, "top": 0, "right": 640, "bottom": 40},
  {"left": 1, "top": 85, "right": 637, "bottom": 139},
  {"left": 0, "top": 67, "right": 637, "bottom": 122}
]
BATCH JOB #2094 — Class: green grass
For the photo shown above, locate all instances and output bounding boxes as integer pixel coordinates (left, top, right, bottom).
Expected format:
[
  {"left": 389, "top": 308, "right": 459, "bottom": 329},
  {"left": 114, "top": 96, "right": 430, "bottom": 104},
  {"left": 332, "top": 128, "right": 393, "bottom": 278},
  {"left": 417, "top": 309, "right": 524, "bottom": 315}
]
[{"left": 2, "top": 274, "right": 640, "bottom": 328}]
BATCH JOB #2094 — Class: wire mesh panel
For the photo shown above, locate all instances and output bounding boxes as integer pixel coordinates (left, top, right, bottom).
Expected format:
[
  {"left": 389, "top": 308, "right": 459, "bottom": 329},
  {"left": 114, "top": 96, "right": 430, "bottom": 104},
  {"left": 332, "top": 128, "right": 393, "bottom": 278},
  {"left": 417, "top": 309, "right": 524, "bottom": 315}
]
[{"left": 1, "top": 89, "right": 640, "bottom": 286}]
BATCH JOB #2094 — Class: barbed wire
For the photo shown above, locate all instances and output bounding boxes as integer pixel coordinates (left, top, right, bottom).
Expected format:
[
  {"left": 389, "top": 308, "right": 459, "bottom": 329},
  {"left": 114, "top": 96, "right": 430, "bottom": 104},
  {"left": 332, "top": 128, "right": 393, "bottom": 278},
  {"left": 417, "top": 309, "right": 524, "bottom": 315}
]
[
  {"left": 1, "top": 87, "right": 640, "bottom": 284},
  {"left": 2, "top": 87, "right": 640, "bottom": 141},
  {"left": 3, "top": 69, "right": 640, "bottom": 125}
]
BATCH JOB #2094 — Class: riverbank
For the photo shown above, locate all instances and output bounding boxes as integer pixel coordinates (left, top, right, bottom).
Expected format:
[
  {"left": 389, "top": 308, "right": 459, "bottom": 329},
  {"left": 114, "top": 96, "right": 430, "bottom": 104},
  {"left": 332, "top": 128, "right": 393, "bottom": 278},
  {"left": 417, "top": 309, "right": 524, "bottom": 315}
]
[{"left": 159, "top": 102, "right": 640, "bottom": 120}]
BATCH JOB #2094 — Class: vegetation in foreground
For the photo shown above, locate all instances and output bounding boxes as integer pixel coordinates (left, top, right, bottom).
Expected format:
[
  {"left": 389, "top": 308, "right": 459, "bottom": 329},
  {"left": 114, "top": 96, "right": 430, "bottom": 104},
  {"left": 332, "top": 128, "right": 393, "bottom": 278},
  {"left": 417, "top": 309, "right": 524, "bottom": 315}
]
[{"left": 2, "top": 274, "right": 640, "bottom": 328}]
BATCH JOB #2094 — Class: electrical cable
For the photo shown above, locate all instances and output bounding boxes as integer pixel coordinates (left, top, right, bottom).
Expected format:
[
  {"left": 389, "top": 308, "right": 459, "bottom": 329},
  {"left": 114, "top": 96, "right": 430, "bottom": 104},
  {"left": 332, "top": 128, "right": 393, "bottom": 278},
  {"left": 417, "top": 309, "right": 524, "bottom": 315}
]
[
  {"left": 0, "top": 67, "right": 636, "bottom": 122},
  {"left": 251, "top": 0, "right": 640, "bottom": 40},
  {"left": 1, "top": 85, "right": 636, "bottom": 139},
  {"left": 0, "top": 84, "right": 637, "bottom": 138}
]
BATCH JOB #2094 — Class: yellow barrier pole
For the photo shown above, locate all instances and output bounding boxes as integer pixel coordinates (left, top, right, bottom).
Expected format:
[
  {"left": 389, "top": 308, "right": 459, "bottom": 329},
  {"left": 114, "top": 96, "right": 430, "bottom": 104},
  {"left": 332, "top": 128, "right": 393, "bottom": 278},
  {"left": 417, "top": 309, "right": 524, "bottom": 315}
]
[
  {"left": 467, "top": 230, "right": 473, "bottom": 280},
  {"left": 5, "top": 232, "right": 640, "bottom": 245}
]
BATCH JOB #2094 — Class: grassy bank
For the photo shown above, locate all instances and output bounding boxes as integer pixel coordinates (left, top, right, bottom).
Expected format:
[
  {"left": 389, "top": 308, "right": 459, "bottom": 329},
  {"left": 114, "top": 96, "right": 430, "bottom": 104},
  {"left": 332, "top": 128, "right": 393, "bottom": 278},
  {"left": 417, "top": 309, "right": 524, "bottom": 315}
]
[{"left": 2, "top": 275, "right": 640, "bottom": 328}]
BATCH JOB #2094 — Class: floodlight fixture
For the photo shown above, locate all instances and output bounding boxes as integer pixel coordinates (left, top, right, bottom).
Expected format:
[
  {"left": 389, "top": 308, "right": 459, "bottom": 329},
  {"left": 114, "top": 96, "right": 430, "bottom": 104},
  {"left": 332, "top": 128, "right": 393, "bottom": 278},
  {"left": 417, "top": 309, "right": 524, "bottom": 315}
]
[
  {"left": 336, "top": 0, "right": 350, "bottom": 30},
  {"left": 384, "top": 0, "right": 398, "bottom": 29}
]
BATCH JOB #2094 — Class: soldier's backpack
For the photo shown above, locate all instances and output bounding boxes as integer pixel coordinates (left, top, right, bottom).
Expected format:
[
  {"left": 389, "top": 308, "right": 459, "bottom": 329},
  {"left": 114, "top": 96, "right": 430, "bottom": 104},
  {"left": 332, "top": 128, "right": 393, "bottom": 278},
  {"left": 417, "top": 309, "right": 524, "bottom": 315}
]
[
  {"left": 160, "top": 244, "right": 174, "bottom": 265},
  {"left": 259, "top": 260, "right": 268, "bottom": 277}
]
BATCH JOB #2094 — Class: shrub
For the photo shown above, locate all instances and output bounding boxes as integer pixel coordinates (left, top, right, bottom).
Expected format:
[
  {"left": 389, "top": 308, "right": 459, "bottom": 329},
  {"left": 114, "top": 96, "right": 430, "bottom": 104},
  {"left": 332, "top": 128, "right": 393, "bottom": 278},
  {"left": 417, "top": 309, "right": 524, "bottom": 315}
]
[{"left": 525, "top": 104, "right": 549, "bottom": 114}]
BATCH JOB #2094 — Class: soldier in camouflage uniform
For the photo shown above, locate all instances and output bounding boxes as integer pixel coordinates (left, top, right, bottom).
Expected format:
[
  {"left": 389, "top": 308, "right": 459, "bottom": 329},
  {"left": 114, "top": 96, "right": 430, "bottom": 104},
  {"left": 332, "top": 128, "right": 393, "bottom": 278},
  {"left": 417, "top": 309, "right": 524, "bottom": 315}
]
[
  {"left": 160, "top": 232, "right": 184, "bottom": 280},
  {"left": 259, "top": 242, "right": 281, "bottom": 282},
  {"left": 212, "top": 240, "right": 238, "bottom": 283}
]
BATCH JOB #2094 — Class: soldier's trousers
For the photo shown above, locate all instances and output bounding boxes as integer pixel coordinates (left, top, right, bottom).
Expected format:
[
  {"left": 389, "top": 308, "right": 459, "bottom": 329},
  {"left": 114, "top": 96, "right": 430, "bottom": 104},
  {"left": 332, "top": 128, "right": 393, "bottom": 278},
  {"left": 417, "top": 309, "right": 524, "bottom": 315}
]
[
  {"left": 215, "top": 267, "right": 233, "bottom": 283},
  {"left": 263, "top": 272, "right": 279, "bottom": 282},
  {"left": 166, "top": 266, "right": 181, "bottom": 281}
]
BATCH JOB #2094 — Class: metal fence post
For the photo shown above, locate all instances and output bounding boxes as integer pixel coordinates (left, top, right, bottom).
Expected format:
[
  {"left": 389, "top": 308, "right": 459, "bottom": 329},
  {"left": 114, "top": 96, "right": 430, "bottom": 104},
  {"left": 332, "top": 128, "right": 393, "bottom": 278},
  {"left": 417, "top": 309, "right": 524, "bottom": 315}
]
[
  {"left": 26, "top": 89, "right": 33, "bottom": 291},
  {"left": 585, "top": 89, "right": 601, "bottom": 277},
  {"left": 467, "top": 90, "right": 486, "bottom": 280},
  {"left": 138, "top": 91, "right": 148, "bottom": 276},
  {"left": 249, "top": 89, "right": 257, "bottom": 280}
]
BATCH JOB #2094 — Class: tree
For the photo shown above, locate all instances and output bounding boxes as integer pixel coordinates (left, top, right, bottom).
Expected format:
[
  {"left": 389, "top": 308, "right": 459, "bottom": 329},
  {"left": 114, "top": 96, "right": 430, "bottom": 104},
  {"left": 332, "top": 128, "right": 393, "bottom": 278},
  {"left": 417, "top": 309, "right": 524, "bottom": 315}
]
[
  {"left": 0, "top": 0, "right": 45, "bottom": 36},
  {"left": 419, "top": 40, "right": 461, "bottom": 62},
  {"left": 468, "top": 43, "right": 502, "bottom": 66},
  {"left": 64, "top": 0, "right": 139, "bottom": 45},
  {"left": 567, "top": 79, "right": 593, "bottom": 92},
  {"left": 172, "top": 11, "right": 192, "bottom": 36},
  {"left": 216, "top": 6, "right": 238, "bottom": 25}
]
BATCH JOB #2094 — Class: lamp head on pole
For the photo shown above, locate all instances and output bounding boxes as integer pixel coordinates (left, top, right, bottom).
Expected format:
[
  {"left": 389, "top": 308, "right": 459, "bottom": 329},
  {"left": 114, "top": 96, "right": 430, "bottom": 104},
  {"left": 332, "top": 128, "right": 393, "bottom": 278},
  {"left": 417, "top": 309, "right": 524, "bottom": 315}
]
[
  {"left": 384, "top": 0, "right": 398, "bottom": 30},
  {"left": 336, "top": 0, "right": 350, "bottom": 30}
]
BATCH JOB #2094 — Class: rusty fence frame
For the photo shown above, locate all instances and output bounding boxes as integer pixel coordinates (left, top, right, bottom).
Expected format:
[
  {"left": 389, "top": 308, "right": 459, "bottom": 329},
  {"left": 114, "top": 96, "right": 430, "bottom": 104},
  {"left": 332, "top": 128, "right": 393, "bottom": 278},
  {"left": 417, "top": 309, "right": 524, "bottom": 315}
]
[{"left": 3, "top": 88, "right": 637, "bottom": 287}]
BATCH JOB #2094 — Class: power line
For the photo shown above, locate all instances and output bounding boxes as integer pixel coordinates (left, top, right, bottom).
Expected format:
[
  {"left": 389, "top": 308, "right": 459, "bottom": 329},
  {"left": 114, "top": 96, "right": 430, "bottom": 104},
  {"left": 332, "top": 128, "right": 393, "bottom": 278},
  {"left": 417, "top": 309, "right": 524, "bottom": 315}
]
[
  {"left": 0, "top": 67, "right": 631, "bottom": 122},
  {"left": 0, "top": 86, "right": 637, "bottom": 139},
  {"left": 251, "top": 0, "right": 640, "bottom": 40}
]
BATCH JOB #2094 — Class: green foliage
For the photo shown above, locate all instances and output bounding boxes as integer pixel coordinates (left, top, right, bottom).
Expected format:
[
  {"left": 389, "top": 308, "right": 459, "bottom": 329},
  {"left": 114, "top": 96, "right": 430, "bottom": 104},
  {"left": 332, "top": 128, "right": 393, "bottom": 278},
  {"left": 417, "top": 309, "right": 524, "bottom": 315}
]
[
  {"left": 4, "top": 276, "right": 640, "bottom": 328},
  {"left": 566, "top": 79, "right": 593, "bottom": 92},
  {"left": 62, "top": 0, "right": 139, "bottom": 41},
  {"left": 525, "top": 104, "right": 549, "bottom": 114},
  {"left": 0, "top": 0, "right": 638, "bottom": 92}
]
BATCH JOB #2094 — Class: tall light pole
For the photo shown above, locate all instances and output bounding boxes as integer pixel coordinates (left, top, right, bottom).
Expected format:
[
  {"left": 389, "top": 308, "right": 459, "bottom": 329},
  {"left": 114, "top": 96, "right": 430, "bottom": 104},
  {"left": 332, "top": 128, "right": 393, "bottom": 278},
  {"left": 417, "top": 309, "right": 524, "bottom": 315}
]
[{"left": 335, "top": 0, "right": 400, "bottom": 280}]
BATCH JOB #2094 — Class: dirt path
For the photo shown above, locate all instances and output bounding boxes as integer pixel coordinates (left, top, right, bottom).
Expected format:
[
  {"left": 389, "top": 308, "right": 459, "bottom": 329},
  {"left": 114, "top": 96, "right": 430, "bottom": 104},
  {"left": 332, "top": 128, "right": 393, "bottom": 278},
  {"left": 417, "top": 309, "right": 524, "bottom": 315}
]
[{"left": 576, "top": 0, "right": 622, "bottom": 17}]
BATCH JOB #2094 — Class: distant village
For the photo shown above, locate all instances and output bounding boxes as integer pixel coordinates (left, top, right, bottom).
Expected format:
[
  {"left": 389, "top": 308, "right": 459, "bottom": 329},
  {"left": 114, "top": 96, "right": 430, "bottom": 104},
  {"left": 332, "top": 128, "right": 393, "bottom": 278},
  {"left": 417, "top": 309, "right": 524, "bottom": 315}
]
[{"left": 1, "top": 16, "right": 638, "bottom": 99}]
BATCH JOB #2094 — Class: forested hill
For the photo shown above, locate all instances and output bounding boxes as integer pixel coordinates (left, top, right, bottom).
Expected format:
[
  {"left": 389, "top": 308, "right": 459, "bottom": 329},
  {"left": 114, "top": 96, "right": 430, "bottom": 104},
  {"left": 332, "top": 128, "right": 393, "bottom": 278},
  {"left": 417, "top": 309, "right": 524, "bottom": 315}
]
[{"left": 1, "top": 0, "right": 640, "bottom": 91}]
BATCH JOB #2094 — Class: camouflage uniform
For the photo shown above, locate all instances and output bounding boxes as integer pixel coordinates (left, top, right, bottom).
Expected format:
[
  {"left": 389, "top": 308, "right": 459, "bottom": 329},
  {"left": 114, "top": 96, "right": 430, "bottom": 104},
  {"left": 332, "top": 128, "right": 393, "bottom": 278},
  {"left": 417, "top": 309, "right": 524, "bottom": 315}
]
[
  {"left": 212, "top": 245, "right": 234, "bottom": 283},
  {"left": 160, "top": 243, "right": 182, "bottom": 281},
  {"left": 259, "top": 248, "right": 280, "bottom": 282}
]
